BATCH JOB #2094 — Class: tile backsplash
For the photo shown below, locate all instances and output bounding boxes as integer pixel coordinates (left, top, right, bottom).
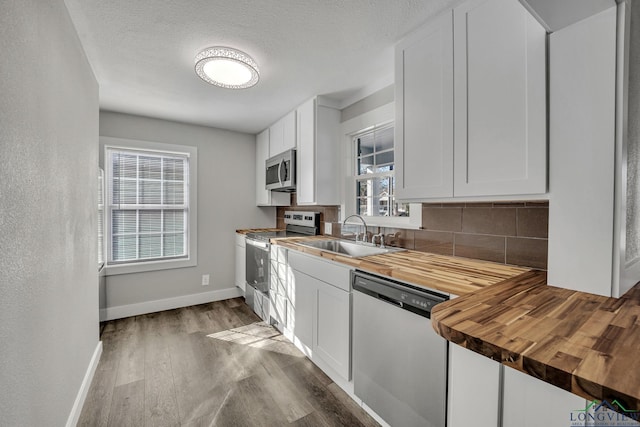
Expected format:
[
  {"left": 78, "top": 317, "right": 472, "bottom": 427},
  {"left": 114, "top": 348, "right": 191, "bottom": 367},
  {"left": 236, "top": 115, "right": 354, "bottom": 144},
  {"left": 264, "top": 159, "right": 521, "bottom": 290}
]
[
  {"left": 335, "top": 201, "right": 547, "bottom": 270},
  {"left": 275, "top": 193, "right": 339, "bottom": 235},
  {"left": 276, "top": 197, "right": 549, "bottom": 270},
  {"left": 385, "top": 201, "right": 548, "bottom": 269}
]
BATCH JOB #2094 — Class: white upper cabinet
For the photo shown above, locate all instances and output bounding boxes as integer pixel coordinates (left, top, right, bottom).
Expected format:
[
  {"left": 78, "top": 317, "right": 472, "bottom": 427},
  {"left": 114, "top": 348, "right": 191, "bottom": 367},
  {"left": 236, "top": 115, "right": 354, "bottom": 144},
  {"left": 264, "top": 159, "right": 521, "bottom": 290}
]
[
  {"left": 256, "top": 129, "right": 289, "bottom": 206},
  {"left": 396, "top": 11, "right": 454, "bottom": 200},
  {"left": 296, "top": 97, "right": 341, "bottom": 205},
  {"left": 269, "top": 110, "right": 296, "bottom": 157},
  {"left": 453, "top": 0, "right": 547, "bottom": 197},
  {"left": 395, "top": 0, "right": 547, "bottom": 201}
]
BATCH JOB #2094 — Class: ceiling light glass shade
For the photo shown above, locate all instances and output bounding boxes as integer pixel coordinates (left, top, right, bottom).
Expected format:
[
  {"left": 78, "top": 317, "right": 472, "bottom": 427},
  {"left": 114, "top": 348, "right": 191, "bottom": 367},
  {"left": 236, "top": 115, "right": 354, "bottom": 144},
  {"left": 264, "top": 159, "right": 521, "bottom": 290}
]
[{"left": 195, "top": 47, "right": 259, "bottom": 89}]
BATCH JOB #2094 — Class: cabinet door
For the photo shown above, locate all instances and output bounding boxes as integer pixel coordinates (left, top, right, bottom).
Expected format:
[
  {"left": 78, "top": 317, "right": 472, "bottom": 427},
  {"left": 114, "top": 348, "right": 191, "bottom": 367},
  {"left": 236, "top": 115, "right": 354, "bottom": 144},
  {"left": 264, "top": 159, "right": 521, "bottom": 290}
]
[
  {"left": 269, "top": 246, "right": 289, "bottom": 330},
  {"left": 448, "top": 344, "right": 501, "bottom": 427},
  {"left": 269, "top": 118, "right": 284, "bottom": 157},
  {"left": 503, "top": 366, "right": 586, "bottom": 427},
  {"left": 269, "top": 111, "right": 296, "bottom": 157},
  {"left": 282, "top": 110, "right": 296, "bottom": 152},
  {"left": 291, "top": 268, "right": 315, "bottom": 353},
  {"left": 234, "top": 241, "right": 246, "bottom": 292},
  {"left": 453, "top": 0, "right": 546, "bottom": 197},
  {"left": 296, "top": 98, "right": 316, "bottom": 204},
  {"left": 395, "top": 11, "right": 454, "bottom": 199},
  {"left": 314, "top": 280, "right": 350, "bottom": 380},
  {"left": 256, "top": 129, "right": 271, "bottom": 206},
  {"left": 256, "top": 128, "right": 289, "bottom": 206}
]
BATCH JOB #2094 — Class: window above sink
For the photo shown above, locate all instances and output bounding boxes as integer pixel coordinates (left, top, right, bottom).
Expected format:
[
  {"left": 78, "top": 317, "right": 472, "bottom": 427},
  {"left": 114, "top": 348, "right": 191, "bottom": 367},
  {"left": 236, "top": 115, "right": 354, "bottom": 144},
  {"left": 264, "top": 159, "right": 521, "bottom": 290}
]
[{"left": 340, "top": 101, "right": 422, "bottom": 229}]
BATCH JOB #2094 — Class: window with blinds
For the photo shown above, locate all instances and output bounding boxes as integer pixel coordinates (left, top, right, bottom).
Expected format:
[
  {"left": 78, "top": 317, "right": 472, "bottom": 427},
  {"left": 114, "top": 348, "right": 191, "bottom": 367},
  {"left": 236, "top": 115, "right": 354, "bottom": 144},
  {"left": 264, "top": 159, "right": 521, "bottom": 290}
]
[{"left": 106, "top": 147, "right": 190, "bottom": 265}]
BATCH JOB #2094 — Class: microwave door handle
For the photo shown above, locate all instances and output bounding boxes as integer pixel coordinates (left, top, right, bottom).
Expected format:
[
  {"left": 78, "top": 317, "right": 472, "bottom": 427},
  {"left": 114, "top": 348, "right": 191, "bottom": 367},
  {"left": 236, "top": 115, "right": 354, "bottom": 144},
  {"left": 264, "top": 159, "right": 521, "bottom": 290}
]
[{"left": 278, "top": 158, "right": 285, "bottom": 186}]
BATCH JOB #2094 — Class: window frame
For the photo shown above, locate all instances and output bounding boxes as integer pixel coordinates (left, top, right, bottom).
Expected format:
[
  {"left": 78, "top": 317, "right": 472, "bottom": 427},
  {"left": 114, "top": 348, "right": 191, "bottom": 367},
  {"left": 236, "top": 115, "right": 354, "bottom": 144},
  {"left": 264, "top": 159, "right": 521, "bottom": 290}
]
[
  {"left": 101, "top": 137, "right": 198, "bottom": 276},
  {"left": 353, "top": 123, "right": 407, "bottom": 218},
  {"left": 340, "top": 101, "right": 422, "bottom": 229},
  {"left": 98, "top": 167, "right": 105, "bottom": 271}
]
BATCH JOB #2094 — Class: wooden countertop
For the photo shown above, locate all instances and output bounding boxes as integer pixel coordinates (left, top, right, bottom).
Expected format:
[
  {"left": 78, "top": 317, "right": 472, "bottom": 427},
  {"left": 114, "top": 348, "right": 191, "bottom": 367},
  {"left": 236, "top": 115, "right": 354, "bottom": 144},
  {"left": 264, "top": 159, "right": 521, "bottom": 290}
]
[
  {"left": 272, "top": 234, "right": 640, "bottom": 415},
  {"left": 235, "top": 228, "right": 283, "bottom": 235},
  {"left": 274, "top": 236, "right": 528, "bottom": 296},
  {"left": 432, "top": 270, "right": 640, "bottom": 413}
]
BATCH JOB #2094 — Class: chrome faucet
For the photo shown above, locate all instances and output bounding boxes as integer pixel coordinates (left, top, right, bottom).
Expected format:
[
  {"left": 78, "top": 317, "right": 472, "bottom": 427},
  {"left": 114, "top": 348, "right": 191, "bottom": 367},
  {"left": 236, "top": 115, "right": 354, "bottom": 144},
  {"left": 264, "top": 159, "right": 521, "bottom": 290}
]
[{"left": 343, "top": 214, "right": 368, "bottom": 243}]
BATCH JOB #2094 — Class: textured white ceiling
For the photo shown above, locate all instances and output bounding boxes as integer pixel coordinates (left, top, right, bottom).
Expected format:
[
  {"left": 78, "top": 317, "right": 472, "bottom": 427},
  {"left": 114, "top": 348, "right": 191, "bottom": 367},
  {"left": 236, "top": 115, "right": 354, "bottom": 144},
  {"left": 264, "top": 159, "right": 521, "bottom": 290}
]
[{"left": 64, "top": 0, "right": 457, "bottom": 134}]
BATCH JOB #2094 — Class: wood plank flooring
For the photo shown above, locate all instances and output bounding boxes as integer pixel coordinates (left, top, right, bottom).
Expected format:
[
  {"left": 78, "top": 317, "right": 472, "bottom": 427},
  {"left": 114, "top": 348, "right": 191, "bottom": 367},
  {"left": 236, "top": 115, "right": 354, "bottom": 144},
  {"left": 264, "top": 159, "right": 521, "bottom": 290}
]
[{"left": 79, "top": 298, "right": 379, "bottom": 427}]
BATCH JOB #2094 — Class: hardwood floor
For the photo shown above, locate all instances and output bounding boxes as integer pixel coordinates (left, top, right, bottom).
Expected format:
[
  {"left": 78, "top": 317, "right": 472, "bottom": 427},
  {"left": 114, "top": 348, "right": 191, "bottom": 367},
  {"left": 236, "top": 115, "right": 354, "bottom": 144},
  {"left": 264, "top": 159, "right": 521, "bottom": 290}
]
[{"left": 79, "top": 298, "right": 379, "bottom": 427}]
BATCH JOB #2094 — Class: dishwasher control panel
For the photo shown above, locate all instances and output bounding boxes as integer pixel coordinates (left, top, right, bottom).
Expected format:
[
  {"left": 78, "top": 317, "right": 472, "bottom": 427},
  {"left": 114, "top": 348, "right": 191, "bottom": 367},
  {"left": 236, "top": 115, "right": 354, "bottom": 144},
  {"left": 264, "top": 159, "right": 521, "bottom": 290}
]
[{"left": 352, "top": 270, "right": 448, "bottom": 318}]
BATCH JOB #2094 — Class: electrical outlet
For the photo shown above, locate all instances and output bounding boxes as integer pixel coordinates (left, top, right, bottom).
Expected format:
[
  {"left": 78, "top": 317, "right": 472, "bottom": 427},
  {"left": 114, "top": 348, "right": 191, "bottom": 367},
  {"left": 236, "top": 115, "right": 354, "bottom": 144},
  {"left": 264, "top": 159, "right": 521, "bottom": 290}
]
[
  {"left": 324, "top": 222, "right": 332, "bottom": 235},
  {"left": 201, "top": 274, "right": 210, "bottom": 286}
]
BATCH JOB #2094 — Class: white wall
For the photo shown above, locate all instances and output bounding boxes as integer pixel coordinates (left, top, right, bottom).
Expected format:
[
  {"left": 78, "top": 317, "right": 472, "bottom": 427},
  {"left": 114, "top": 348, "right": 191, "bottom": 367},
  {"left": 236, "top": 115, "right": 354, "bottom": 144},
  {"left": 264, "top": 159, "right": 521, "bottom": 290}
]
[
  {"left": 99, "top": 111, "right": 275, "bottom": 316},
  {"left": 0, "top": 1, "right": 100, "bottom": 425}
]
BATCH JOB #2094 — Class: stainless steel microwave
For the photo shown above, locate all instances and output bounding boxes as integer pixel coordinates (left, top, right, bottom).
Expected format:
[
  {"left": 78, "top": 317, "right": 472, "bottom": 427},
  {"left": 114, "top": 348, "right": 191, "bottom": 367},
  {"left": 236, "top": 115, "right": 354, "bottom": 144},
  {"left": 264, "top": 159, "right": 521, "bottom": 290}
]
[{"left": 266, "top": 149, "right": 296, "bottom": 192}]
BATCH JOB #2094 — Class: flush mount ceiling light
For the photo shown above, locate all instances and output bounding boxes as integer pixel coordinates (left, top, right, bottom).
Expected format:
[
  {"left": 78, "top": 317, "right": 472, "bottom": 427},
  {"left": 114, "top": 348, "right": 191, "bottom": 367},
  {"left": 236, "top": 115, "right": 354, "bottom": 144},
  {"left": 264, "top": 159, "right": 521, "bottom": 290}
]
[{"left": 194, "top": 46, "right": 260, "bottom": 89}]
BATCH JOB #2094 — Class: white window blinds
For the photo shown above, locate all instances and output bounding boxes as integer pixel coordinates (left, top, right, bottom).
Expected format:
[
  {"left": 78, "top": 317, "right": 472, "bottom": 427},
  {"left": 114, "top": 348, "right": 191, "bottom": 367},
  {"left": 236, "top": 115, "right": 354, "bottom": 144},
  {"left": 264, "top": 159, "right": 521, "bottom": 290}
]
[{"left": 106, "top": 147, "right": 189, "bottom": 264}]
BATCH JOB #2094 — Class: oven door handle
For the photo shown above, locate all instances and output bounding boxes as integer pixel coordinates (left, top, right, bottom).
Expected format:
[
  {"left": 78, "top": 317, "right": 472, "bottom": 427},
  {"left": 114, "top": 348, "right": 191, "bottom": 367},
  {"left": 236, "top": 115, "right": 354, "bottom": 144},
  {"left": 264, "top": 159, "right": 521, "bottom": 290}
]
[{"left": 246, "top": 238, "right": 270, "bottom": 250}]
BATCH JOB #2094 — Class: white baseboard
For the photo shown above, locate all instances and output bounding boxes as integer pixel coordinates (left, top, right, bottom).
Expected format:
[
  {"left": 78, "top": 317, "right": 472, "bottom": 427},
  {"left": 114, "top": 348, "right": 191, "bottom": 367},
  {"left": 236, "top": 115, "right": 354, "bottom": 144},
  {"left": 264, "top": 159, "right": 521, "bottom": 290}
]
[
  {"left": 66, "top": 341, "right": 102, "bottom": 427},
  {"left": 99, "top": 287, "right": 243, "bottom": 321}
]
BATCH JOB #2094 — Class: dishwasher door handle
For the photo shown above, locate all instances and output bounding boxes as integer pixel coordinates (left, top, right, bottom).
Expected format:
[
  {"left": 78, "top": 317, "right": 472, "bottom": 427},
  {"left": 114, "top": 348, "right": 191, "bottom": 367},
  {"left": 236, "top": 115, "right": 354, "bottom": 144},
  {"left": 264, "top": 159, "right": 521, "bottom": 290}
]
[{"left": 378, "top": 293, "right": 403, "bottom": 308}]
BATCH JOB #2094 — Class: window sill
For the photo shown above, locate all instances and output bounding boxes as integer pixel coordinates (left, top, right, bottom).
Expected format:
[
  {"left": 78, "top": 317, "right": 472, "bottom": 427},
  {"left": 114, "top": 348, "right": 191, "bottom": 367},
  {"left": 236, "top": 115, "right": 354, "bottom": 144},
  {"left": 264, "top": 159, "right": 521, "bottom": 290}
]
[
  {"left": 343, "top": 203, "right": 423, "bottom": 230},
  {"left": 352, "top": 216, "right": 422, "bottom": 230},
  {"left": 105, "top": 256, "right": 197, "bottom": 276}
]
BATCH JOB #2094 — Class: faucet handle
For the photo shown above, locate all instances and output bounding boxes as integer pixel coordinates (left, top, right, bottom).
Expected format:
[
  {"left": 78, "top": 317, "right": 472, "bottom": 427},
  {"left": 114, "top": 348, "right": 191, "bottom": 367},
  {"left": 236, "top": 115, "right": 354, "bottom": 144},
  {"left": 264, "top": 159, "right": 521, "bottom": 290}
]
[{"left": 372, "top": 233, "right": 385, "bottom": 248}]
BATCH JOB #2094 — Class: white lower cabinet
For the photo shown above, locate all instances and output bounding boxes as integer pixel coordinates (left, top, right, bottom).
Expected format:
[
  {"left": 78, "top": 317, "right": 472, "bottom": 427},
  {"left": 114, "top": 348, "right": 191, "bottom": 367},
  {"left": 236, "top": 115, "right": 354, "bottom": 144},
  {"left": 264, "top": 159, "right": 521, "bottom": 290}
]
[
  {"left": 289, "top": 250, "right": 352, "bottom": 384},
  {"left": 269, "top": 245, "right": 288, "bottom": 331},
  {"left": 292, "top": 268, "right": 315, "bottom": 353},
  {"left": 502, "top": 366, "right": 585, "bottom": 427},
  {"left": 234, "top": 233, "right": 246, "bottom": 293},
  {"left": 448, "top": 344, "right": 589, "bottom": 427},
  {"left": 313, "top": 274, "right": 351, "bottom": 379},
  {"left": 448, "top": 344, "right": 501, "bottom": 427}
]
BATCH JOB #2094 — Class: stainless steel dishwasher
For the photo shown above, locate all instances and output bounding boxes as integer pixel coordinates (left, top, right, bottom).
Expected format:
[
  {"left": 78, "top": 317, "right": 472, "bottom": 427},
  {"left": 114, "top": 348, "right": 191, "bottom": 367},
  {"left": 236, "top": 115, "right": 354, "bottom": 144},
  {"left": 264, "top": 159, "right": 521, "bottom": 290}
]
[{"left": 352, "top": 270, "right": 449, "bottom": 427}]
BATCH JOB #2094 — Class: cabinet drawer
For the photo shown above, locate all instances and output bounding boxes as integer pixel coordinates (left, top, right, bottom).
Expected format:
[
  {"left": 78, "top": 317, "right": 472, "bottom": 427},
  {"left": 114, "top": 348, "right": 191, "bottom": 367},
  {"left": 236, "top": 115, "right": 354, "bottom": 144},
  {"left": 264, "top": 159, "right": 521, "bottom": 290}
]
[{"left": 288, "top": 250, "right": 352, "bottom": 291}]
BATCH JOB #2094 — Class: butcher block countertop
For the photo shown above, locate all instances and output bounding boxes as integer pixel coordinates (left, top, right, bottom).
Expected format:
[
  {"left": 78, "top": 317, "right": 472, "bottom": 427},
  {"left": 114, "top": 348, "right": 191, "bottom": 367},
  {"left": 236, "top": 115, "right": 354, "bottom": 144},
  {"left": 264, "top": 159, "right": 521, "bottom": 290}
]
[
  {"left": 252, "top": 232, "right": 640, "bottom": 412},
  {"left": 432, "top": 270, "right": 640, "bottom": 413},
  {"left": 235, "top": 228, "right": 282, "bottom": 234},
  {"left": 274, "top": 236, "right": 528, "bottom": 296}
]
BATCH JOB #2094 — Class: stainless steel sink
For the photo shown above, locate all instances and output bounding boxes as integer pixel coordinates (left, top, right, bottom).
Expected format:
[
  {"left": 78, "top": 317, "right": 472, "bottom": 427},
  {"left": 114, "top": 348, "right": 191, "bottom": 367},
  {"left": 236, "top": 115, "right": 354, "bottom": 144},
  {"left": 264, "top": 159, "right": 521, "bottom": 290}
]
[{"left": 296, "top": 239, "right": 406, "bottom": 258}]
